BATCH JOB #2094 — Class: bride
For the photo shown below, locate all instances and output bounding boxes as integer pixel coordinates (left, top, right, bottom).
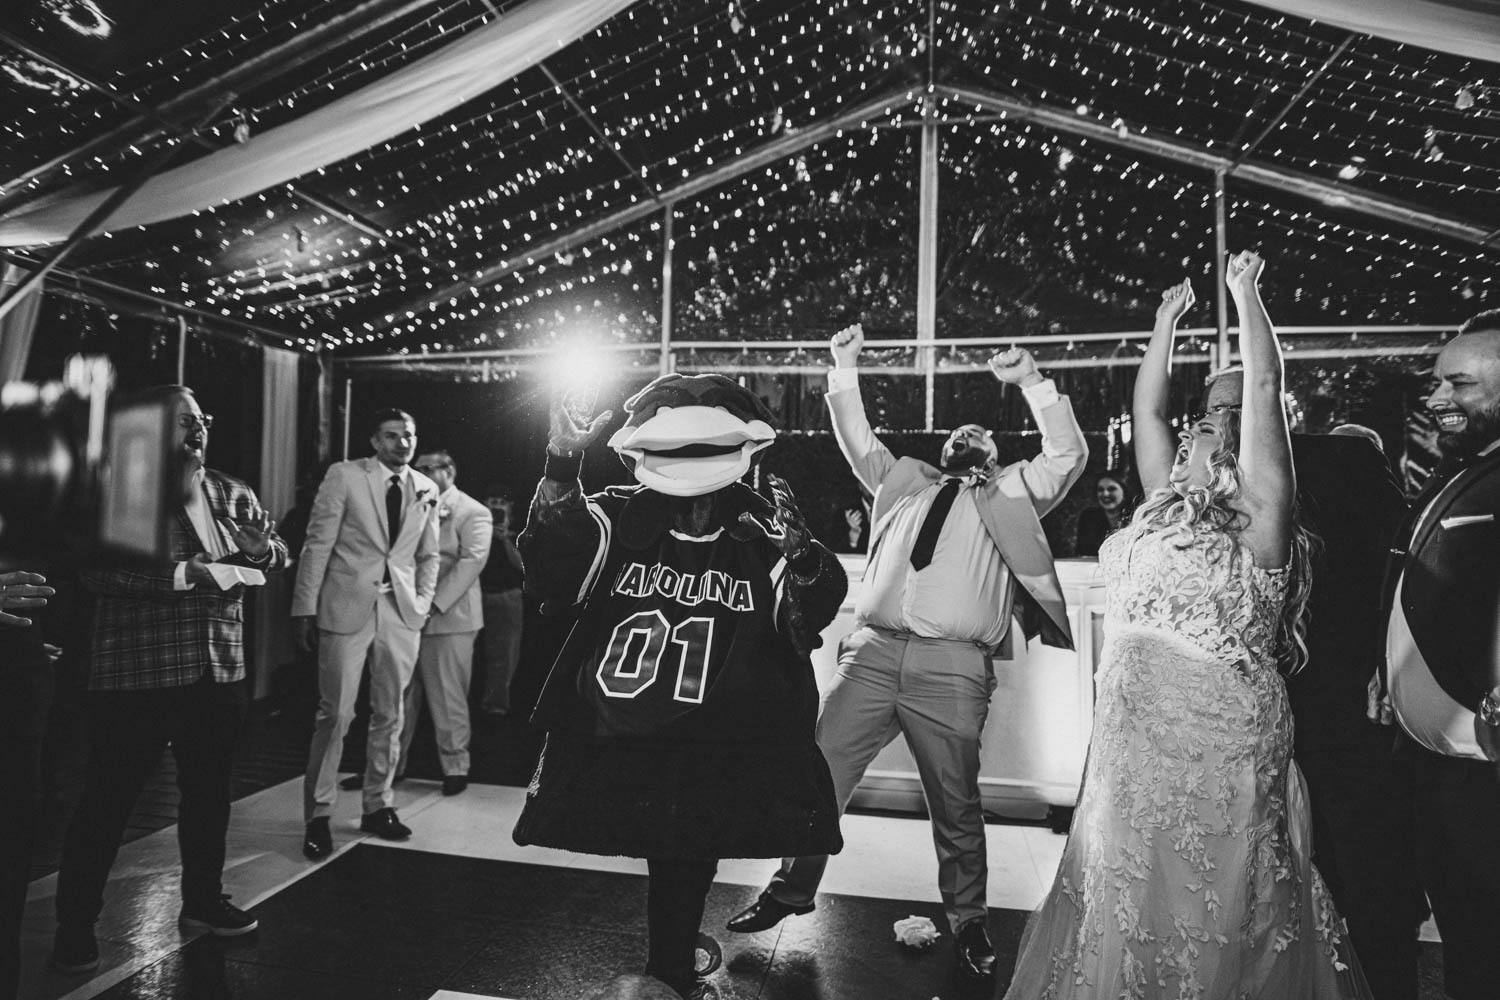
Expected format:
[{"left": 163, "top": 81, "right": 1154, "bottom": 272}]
[{"left": 1003, "top": 252, "right": 1371, "bottom": 999}]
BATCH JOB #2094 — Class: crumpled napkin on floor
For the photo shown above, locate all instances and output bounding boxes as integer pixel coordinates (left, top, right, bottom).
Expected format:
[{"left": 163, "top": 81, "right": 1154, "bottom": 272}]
[{"left": 892, "top": 915, "right": 940, "bottom": 948}]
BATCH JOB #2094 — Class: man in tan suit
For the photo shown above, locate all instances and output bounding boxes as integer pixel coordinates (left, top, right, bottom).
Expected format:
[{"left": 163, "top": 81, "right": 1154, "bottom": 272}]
[
  {"left": 728, "top": 325, "right": 1087, "bottom": 980},
  {"left": 395, "top": 450, "right": 492, "bottom": 796},
  {"left": 293, "top": 408, "right": 441, "bottom": 858}
]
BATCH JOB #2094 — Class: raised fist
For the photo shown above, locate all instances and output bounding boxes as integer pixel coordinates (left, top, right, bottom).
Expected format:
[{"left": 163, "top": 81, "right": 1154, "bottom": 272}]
[
  {"left": 830, "top": 324, "right": 864, "bottom": 369},
  {"left": 1225, "top": 250, "right": 1264, "bottom": 296},
  {"left": 1156, "top": 279, "right": 1195, "bottom": 326},
  {"left": 988, "top": 347, "right": 1041, "bottom": 386}
]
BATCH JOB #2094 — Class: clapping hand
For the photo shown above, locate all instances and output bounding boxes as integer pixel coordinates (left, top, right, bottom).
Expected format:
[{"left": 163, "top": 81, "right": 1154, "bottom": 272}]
[
  {"left": 548, "top": 396, "right": 612, "bottom": 455},
  {"left": 220, "top": 510, "right": 275, "bottom": 559},
  {"left": 1156, "top": 279, "right": 1195, "bottom": 326},
  {"left": 0, "top": 570, "right": 54, "bottom": 627},
  {"left": 739, "top": 474, "right": 811, "bottom": 560}
]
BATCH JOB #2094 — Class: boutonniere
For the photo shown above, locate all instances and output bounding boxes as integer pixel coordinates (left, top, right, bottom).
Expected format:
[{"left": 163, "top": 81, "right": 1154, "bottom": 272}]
[
  {"left": 415, "top": 488, "right": 437, "bottom": 509},
  {"left": 439, "top": 503, "right": 453, "bottom": 520}
]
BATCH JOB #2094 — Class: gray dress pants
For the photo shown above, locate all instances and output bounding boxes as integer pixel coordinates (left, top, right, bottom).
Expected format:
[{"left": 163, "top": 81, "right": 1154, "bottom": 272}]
[{"left": 767, "top": 625, "right": 997, "bottom": 932}]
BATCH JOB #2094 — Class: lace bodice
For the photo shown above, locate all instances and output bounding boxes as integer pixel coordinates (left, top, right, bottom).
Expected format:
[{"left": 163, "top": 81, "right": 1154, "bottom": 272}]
[{"left": 1099, "top": 518, "right": 1290, "bottom": 674}]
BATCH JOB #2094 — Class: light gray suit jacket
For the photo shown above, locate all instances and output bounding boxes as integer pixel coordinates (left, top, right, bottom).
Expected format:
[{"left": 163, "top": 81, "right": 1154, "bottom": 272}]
[
  {"left": 291, "top": 457, "right": 441, "bottom": 633},
  {"left": 827, "top": 374, "right": 1087, "bottom": 650},
  {"left": 424, "top": 486, "right": 493, "bottom": 635}
]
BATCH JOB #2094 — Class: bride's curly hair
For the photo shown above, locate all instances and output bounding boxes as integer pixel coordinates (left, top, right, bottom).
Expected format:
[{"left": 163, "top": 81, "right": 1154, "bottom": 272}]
[{"left": 1130, "top": 408, "right": 1321, "bottom": 674}]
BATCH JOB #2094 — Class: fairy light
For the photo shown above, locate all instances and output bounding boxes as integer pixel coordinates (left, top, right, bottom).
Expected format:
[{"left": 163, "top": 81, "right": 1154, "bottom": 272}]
[{"left": 2, "top": 0, "right": 1491, "bottom": 360}]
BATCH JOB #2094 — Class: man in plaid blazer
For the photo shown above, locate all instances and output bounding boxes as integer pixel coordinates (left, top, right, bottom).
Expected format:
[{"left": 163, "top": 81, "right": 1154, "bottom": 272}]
[{"left": 51, "top": 386, "right": 287, "bottom": 974}]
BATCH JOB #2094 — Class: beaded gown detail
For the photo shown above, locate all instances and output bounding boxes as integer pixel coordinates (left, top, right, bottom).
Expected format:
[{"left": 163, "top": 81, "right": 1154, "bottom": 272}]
[{"left": 1004, "top": 520, "right": 1371, "bottom": 999}]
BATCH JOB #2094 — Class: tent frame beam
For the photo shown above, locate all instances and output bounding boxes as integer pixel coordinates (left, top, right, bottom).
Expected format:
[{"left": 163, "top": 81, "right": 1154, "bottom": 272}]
[{"left": 940, "top": 85, "right": 1497, "bottom": 249}]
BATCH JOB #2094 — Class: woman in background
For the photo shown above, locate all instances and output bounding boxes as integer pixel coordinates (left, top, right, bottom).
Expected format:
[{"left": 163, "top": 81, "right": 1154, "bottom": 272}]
[{"left": 1073, "top": 472, "right": 1130, "bottom": 557}]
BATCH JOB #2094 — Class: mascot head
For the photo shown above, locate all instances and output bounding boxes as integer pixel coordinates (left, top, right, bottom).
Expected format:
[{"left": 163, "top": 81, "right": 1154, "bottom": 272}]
[{"left": 607, "top": 373, "right": 776, "bottom": 497}]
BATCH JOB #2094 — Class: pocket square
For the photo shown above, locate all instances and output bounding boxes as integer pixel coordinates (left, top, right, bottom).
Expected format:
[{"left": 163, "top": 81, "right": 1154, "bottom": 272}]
[{"left": 1440, "top": 513, "right": 1494, "bottom": 529}]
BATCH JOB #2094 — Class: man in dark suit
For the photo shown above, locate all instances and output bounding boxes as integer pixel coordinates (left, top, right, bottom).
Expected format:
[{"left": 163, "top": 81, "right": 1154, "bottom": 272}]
[
  {"left": 0, "top": 571, "right": 57, "bottom": 1000},
  {"left": 1383, "top": 312, "right": 1500, "bottom": 1000},
  {"left": 50, "top": 386, "right": 288, "bottom": 975},
  {"left": 1204, "top": 368, "right": 1424, "bottom": 1000}
]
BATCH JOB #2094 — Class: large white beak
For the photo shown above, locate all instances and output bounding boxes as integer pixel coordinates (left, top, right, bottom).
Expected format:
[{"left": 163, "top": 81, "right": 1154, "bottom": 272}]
[{"left": 608, "top": 405, "right": 776, "bottom": 497}]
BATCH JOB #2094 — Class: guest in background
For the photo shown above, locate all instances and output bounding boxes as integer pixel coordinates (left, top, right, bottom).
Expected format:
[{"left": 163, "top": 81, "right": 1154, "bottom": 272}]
[
  {"left": 294, "top": 408, "right": 440, "bottom": 859},
  {"left": 1205, "top": 367, "right": 1424, "bottom": 1000},
  {"left": 1329, "top": 422, "right": 1384, "bottom": 452},
  {"left": 53, "top": 386, "right": 287, "bottom": 974},
  {"left": 1, "top": 570, "right": 56, "bottom": 1000},
  {"left": 826, "top": 501, "right": 869, "bottom": 554},
  {"left": 395, "top": 450, "right": 491, "bottom": 796},
  {"left": 1073, "top": 472, "right": 1130, "bottom": 557},
  {"left": 478, "top": 493, "right": 525, "bottom": 715},
  {"left": 1382, "top": 311, "right": 1500, "bottom": 1000}
]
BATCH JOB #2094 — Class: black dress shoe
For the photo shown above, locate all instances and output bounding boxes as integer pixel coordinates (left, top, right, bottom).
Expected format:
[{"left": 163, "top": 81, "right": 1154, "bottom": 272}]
[
  {"left": 359, "top": 807, "right": 412, "bottom": 840},
  {"left": 725, "top": 890, "right": 815, "bottom": 933},
  {"left": 955, "top": 918, "right": 997, "bottom": 979},
  {"left": 302, "top": 817, "right": 332, "bottom": 861},
  {"left": 441, "top": 775, "right": 468, "bottom": 796}
]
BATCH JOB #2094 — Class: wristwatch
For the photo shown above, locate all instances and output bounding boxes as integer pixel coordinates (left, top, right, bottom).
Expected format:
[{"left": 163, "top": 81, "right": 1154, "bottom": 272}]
[{"left": 1479, "top": 689, "right": 1500, "bottom": 728}]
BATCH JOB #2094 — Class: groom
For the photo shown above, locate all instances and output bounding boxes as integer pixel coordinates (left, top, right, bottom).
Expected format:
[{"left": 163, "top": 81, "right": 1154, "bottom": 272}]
[{"left": 727, "top": 325, "right": 1087, "bottom": 979}]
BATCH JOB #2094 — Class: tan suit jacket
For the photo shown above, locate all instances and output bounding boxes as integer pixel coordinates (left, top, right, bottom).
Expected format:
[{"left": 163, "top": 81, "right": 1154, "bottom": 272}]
[
  {"left": 827, "top": 375, "right": 1087, "bottom": 649},
  {"left": 291, "top": 457, "right": 441, "bottom": 632},
  {"left": 424, "top": 486, "right": 493, "bottom": 635}
]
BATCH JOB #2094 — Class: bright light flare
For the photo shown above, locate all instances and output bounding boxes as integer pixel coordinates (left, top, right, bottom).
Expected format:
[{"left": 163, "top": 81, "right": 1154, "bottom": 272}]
[{"left": 543, "top": 341, "right": 611, "bottom": 419}]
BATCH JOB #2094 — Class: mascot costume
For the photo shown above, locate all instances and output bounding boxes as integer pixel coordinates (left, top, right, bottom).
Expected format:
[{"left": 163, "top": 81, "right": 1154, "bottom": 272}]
[{"left": 514, "top": 373, "right": 846, "bottom": 999}]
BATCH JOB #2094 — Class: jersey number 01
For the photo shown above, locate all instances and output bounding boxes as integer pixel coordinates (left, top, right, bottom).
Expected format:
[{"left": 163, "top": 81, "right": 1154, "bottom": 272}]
[{"left": 597, "top": 609, "right": 716, "bottom": 704}]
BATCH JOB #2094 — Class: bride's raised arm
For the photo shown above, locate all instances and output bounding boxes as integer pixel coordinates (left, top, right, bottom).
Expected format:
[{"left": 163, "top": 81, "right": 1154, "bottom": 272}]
[
  {"left": 1133, "top": 279, "right": 1195, "bottom": 493},
  {"left": 1228, "top": 251, "right": 1295, "bottom": 566}
]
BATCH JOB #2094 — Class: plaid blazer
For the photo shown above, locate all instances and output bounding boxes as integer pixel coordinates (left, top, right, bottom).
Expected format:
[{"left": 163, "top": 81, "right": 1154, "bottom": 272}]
[{"left": 81, "top": 469, "right": 289, "bottom": 691}]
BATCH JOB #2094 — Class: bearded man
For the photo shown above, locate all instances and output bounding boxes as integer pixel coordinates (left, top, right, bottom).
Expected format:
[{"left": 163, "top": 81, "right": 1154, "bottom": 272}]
[{"left": 728, "top": 325, "right": 1087, "bottom": 981}]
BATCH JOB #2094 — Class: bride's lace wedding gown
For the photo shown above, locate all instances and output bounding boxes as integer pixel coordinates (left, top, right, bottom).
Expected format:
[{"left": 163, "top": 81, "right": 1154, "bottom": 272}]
[{"left": 1004, "top": 520, "right": 1371, "bottom": 999}]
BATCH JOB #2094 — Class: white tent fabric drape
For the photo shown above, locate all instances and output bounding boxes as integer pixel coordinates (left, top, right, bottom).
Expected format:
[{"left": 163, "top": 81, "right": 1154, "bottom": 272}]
[
  {"left": 0, "top": 264, "right": 44, "bottom": 382},
  {"left": 1240, "top": 0, "right": 1500, "bottom": 64},
  {"left": 252, "top": 345, "right": 301, "bottom": 698},
  {"left": 0, "top": 0, "right": 635, "bottom": 248}
]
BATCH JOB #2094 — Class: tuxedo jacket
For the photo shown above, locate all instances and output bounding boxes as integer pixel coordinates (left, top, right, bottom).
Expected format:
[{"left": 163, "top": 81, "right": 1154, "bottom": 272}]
[
  {"left": 1382, "top": 447, "right": 1500, "bottom": 755},
  {"left": 81, "top": 469, "right": 289, "bottom": 690},
  {"left": 291, "top": 458, "right": 441, "bottom": 633},
  {"left": 423, "top": 486, "right": 493, "bottom": 635},
  {"left": 827, "top": 376, "right": 1087, "bottom": 650}
]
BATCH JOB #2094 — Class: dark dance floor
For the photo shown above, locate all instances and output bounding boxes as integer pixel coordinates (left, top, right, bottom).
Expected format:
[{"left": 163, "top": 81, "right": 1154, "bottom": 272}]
[{"left": 86, "top": 845, "right": 1025, "bottom": 1000}]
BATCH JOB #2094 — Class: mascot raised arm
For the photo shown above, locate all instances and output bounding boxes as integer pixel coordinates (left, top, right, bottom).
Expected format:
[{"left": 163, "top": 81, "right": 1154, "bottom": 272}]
[{"left": 514, "top": 373, "right": 847, "bottom": 999}]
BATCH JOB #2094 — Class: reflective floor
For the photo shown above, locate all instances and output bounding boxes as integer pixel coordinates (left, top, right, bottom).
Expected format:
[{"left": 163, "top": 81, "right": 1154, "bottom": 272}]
[{"left": 17, "top": 778, "right": 1068, "bottom": 999}]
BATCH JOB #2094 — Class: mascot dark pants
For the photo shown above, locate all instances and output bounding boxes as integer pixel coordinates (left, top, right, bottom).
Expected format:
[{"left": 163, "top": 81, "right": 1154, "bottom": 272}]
[{"left": 514, "top": 373, "right": 846, "bottom": 998}]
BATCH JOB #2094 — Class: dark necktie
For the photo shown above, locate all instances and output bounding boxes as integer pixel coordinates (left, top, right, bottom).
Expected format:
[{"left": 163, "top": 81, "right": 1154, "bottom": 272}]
[
  {"left": 386, "top": 474, "right": 402, "bottom": 547},
  {"left": 909, "top": 478, "right": 961, "bottom": 570}
]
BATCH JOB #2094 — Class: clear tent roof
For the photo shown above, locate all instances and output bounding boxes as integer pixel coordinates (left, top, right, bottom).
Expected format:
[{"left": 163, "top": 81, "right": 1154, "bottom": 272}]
[{"left": 1, "top": 0, "right": 1495, "bottom": 358}]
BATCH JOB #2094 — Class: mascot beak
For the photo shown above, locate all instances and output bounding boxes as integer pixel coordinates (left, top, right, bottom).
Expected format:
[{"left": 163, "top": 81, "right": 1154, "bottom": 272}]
[{"left": 609, "top": 405, "right": 775, "bottom": 497}]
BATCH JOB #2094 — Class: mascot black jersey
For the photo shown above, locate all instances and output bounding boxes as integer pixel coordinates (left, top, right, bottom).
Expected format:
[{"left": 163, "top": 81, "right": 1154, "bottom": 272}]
[
  {"left": 513, "top": 445, "right": 846, "bottom": 859},
  {"left": 526, "top": 475, "right": 842, "bottom": 744}
]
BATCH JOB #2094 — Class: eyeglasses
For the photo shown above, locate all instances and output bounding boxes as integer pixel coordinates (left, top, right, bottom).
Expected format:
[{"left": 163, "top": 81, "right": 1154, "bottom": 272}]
[
  {"left": 177, "top": 413, "right": 214, "bottom": 430},
  {"left": 414, "top": 463, "right": 450, "bottom": 473}
]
